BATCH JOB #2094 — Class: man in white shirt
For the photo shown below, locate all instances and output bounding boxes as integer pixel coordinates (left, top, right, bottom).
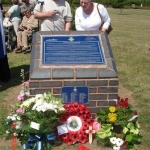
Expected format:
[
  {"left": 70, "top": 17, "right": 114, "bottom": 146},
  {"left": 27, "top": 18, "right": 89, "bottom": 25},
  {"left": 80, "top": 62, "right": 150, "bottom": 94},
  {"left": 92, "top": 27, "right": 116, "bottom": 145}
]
[{"left": 34, "top": 0, "right": 72, "bottom": 31}]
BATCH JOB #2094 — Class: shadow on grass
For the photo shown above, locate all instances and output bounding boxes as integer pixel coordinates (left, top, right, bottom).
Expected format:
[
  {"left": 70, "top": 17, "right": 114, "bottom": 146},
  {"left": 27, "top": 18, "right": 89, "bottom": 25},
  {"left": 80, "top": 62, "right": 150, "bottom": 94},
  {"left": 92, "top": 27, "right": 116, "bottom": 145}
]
[{"left": 0, "top": 64, "right": 29, "bottom": 92}]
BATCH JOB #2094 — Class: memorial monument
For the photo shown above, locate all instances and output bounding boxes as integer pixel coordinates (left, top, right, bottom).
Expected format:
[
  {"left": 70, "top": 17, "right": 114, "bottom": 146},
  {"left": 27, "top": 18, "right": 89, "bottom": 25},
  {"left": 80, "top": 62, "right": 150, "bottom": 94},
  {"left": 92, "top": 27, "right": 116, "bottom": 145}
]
[{"left": 29, "top": 30, "right": 119, "bottom": 118}]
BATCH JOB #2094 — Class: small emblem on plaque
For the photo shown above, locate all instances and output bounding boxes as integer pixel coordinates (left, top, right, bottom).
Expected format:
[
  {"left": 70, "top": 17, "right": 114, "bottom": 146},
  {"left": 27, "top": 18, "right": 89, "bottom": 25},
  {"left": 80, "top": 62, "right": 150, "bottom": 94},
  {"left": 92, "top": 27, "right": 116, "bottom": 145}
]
[
  {"left": 73, "top": 87, "right": 77, "bottom": 92},
  {"left": 68, "top": 37, "right": 74, "bottom": 42}
]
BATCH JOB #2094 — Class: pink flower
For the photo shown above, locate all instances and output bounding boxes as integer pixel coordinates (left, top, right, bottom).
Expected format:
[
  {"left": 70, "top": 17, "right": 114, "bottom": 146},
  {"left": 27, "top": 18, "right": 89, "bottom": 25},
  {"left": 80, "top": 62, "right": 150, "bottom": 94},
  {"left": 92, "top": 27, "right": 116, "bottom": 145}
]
[
  {"left": 92, "top": 119, "right": 101, "bottom": 131},
  {"left": 23, "top": 81, "right": 29, "bottom": 87},
  {"left": 16, "top": 108, "right": 24, "bottom": 114},
  {"left": 17, "top": 95, "right": 24, "bottom": 101}
]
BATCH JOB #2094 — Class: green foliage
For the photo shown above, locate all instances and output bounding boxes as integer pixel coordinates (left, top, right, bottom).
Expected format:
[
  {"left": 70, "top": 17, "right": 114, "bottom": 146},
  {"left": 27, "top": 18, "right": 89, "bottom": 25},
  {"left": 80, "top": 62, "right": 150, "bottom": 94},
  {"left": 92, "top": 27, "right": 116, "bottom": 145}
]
[
  {"left": 96, "top": 98, "right": 142, "bottom": 149},
  {"left": 2, "top": 0, "right": 11, "bottom": 4},
  {"left": 96, "top": 124, "right": 113, "bottom": 139}
]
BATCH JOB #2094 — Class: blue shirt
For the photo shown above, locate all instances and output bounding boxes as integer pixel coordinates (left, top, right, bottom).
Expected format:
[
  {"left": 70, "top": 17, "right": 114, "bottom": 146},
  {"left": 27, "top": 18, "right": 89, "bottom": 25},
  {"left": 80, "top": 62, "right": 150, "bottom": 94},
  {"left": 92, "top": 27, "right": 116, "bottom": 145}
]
[{"left": 8, "top": 5, "right": 21, "bottom": 21}]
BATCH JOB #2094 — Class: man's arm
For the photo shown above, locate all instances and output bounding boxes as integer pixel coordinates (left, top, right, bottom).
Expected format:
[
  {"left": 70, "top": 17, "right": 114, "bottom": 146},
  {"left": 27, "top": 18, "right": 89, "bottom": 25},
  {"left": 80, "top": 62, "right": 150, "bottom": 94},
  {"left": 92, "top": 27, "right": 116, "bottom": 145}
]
[
  {"left": 34, "top": 10, "right": 56, "bottom": 19},
  {"left": 65, "top": 21, "right": 71, "bottom": 31}
]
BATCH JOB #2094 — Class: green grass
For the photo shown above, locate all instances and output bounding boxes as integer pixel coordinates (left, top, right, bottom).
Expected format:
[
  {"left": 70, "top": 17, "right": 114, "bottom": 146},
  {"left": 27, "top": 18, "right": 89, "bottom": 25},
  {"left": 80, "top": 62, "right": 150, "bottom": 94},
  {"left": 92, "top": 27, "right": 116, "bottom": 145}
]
[
  {"left": 0, "top": 8, "right": 150, "bottom": 149},
  {"left": 108, "top": 8, "right": 150, "bottom": 147}
]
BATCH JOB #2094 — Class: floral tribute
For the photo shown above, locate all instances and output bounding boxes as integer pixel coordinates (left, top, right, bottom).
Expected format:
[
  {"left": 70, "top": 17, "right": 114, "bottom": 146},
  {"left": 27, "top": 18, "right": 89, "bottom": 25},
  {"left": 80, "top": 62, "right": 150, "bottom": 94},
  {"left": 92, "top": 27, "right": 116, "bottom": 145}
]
[
  {"left": 1, "top": 70, "right": 65, "bottom": 150},
  {"left": 57, "top": 103, "right": 94, "bottom": 145},
  {"left": 96, "top": 96, "right": 142, "bottom": 150}
]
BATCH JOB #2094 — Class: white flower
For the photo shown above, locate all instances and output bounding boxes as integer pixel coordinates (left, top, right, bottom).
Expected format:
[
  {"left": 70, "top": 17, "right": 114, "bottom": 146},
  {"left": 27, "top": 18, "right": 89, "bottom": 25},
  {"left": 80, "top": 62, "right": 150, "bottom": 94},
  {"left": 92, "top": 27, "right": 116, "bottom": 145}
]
[
  {"left": 41, "top": 107, "right": 47, "bottom": 112},
  {"left": 20, "top": 90, "right": 25, "bottom": 96},
  {"left": 36, "top": 106, "right": 43, "bottom": 112},
  {"left": 110, "top": 137, "right": 117, "bottom": 144},
  {"left": 115, "top": 138, "right": 124, "bottom": 147},
  {"left": 35, "top": 94, "right": 42, "bottom": 99},
  {"left": 15, "top": 121, "right": 22, "bottom": 129},
  {"left": 32, "top": 99, "right": 43, "bottom": 110},
  {"left": 25, "top": 91, "right": 30, "bottom": 96},
  {"left": 14, "top": 114, "right": 17, "bottom": 117},
  {"left": 17, "top": 116, "right": 21, "bottom": 120},
  {"left": 6, "top": 130, "right": 9, "bottom": 134},
  {"left": 7, "top": 116, "right": 11, "bottom": 119},
  {"left": 21, "top": 97, "right": 36, "bottom": 108},
  {"left": 11, "top": 116, "right": 16, "bottom": 121},
  {"left": 59, "top": 107, "right": 65, "bottom": 111},
  {"left": 113, "top": 145, "right": 120, "bottom": 150}
]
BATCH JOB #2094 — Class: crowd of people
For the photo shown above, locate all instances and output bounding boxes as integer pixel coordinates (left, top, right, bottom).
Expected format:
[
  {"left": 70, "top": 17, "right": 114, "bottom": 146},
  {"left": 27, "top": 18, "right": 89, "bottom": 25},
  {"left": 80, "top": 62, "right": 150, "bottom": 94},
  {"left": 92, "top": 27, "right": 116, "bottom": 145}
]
[{"left": 0, "top": 0, "right": 111, "bottom": 82}]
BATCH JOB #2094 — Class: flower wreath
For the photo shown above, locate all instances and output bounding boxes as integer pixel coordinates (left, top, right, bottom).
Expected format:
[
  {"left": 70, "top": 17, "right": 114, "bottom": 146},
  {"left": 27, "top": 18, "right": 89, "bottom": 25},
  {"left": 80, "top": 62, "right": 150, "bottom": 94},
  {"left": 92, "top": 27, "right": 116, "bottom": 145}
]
[{"left": 58, "top": 103, "right": 94, "bottom": 145}]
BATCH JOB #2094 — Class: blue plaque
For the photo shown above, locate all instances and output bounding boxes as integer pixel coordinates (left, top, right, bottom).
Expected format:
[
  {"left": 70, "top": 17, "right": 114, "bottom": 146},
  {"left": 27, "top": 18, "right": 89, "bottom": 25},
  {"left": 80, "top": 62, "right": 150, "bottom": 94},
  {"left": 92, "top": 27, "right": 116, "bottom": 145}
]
[
  {"left": 42, "top": 36, "right": 105, "bottom": 65},
  {"left": 61, "top": 86, "right": 89, "bottom": 104}
]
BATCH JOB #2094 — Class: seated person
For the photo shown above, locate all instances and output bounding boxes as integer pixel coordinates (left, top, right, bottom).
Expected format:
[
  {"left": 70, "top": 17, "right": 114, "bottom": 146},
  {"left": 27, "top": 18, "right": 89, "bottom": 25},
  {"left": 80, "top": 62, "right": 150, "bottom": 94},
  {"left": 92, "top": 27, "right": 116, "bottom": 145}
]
[{"left": 14, "top": 8, "right": 38, "bottom": 52}]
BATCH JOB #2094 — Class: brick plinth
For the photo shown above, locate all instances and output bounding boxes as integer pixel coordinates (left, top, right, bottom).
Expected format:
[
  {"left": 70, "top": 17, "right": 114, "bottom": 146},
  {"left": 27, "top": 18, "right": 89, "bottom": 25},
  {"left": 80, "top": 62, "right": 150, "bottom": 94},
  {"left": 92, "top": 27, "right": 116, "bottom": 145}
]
[{"left": 29, "top": 31, "right": 119, "bottom": 118}]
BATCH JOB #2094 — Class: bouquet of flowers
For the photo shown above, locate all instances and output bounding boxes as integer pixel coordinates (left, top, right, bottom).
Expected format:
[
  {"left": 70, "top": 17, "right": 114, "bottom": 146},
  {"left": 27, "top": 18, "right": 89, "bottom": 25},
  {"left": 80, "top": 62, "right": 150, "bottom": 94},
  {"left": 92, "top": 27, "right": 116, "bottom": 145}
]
[
  {"left": 96, "top": 96, "right": 142, "bottom": 150},
  {"left": 1, "top": 70, "right": 65, "bottom": 150}
]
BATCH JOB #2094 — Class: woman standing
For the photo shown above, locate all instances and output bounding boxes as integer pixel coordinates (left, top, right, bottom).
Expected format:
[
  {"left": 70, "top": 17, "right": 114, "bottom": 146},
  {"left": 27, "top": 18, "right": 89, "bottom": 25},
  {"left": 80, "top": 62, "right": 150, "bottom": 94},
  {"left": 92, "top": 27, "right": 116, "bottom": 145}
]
[
  {"left": 75, "top": 0, "right": 111, "bottom": 32},
  {"left": 7, "top": 0, "right": 21, "bottom": 36}
]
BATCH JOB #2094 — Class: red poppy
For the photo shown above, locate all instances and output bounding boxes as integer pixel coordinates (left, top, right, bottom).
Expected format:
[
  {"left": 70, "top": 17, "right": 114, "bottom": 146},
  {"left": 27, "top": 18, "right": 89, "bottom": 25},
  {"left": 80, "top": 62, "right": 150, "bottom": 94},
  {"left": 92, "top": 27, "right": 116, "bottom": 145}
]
[
  {"left": 88, "top": 130, "right": 93, "bottom": 134},
  {"left": 61, "top": 134, "right": 68, "bottom": 140},
  {"left": 86, "top": 118, "right": 93, "bottom": 125},
  {"left": 60, "top": 113, "right": 68, "bottom": 121},
  {"left": 70, "top": 133, "right": 78, "bottom": 142},
  {"left": 86, "top": 113, "right": 92, "bottom": 118},
  {"left": 58, "top": 103, "right": 94, "bottom": 145},
  {"left": 78, "top": 134, "right": 87, "bottom": 144},
  {"left": 84, "top": 108, "right": 90, "bottom": 114},
  {"left": 78, "top": 145, "right": 90, "bottom": 150},
  {"left": 73, "top": 102, "right": 79, "bottom": 110},
  {"left": 115, "top": 97, "right": 129, "bottom": 108},
  {"left": 134, "top": 110, "right": 138, "bottom": 115},
  {"left": 67, "top": 139, "right": 73, "bottom": 145}
]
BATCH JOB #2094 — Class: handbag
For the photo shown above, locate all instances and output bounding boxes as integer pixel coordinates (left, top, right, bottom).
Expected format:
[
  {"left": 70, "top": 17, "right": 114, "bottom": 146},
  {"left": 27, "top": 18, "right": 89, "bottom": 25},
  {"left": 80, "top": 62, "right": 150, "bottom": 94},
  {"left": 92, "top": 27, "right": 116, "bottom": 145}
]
[{"left": 97, "top": 4, "right": 113, "bottom": 34}]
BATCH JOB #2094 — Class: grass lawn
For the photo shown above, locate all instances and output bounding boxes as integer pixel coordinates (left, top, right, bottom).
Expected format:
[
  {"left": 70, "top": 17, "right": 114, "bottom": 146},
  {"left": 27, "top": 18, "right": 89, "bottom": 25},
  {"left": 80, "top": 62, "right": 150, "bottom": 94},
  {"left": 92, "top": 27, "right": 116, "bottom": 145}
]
[{"left": 0, "top": 8, "right": 150, "bottom": 149}]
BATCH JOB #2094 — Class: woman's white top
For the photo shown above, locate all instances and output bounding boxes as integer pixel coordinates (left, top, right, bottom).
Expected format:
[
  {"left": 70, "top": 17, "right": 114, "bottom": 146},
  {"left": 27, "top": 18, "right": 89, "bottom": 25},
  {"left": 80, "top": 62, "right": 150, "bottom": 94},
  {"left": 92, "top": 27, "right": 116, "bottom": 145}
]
[{"left": 75, "top": 3, "right": 111, "bottom": 31}]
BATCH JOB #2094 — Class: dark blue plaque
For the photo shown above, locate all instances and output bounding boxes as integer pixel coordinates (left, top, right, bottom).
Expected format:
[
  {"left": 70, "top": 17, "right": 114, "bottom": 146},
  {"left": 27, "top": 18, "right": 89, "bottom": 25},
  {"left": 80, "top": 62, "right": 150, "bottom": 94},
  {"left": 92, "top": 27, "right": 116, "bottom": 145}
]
[
  {"left": 61, "top": 86, "right": 89, "bottom": 104},
  {"left": 42, "top": 36, "right": 105, "bottom": 65}
]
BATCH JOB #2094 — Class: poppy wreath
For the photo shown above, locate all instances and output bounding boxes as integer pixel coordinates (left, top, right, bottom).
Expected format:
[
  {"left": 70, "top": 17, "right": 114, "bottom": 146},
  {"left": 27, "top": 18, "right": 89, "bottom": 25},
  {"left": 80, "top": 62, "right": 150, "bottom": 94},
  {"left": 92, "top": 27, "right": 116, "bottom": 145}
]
[{"left": 58, "top": 102, "right": 94, "bottom": 145}]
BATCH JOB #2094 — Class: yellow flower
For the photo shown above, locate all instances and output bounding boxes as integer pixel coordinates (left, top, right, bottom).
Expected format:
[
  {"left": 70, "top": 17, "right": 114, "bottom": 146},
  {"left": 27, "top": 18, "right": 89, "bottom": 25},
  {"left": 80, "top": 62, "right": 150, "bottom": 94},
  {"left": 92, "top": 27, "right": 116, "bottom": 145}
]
[
  {"left": 108, "top": 113, "right": 117, "bottom": 122},
  {"left": 109, "top": 106, "right": 116, "bottom": 113}
]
